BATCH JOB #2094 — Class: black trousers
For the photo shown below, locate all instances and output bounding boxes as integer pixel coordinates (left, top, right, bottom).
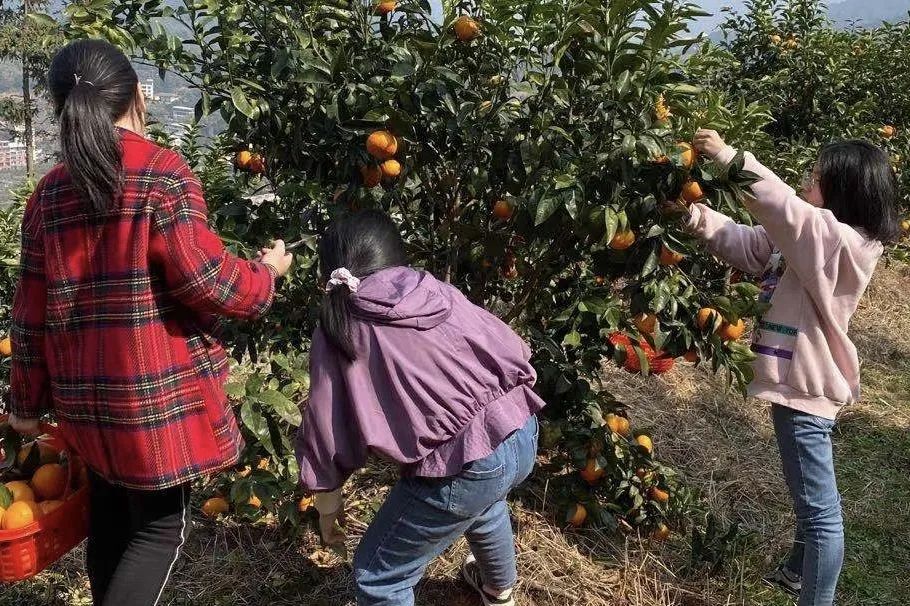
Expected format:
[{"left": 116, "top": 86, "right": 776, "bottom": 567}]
[{"left": 86, "top": 471, "right": 191, "bottom": 606}]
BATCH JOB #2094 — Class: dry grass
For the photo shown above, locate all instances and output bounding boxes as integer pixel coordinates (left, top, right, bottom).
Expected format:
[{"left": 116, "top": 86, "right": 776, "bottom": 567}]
[{"left": 4, "top": 263, "right": 909, "bottom": 606}]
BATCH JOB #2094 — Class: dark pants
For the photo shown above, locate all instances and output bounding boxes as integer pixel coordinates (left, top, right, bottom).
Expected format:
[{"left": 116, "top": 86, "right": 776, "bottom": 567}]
[{"left": 86, "top": 471, "right": 191, "bottom": 606}]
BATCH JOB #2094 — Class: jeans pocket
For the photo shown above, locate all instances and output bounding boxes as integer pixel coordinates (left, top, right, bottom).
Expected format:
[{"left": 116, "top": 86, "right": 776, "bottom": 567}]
[{"left": 448, "top": 457, "right": 506, "bottom": 517}]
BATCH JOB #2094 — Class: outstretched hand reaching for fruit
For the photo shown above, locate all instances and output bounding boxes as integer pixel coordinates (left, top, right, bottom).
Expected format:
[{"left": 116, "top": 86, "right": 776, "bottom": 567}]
[
  {"left": 256, "top": 239, "right": 294, "bottom": 277},
  {"left": 693, "top": 129, "right": 726, "bottom": 159}
]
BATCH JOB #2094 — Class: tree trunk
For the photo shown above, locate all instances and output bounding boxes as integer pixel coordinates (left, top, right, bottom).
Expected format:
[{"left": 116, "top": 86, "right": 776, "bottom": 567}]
[{"left": 22, "top": 0, "right": 35, "bottom": 179}]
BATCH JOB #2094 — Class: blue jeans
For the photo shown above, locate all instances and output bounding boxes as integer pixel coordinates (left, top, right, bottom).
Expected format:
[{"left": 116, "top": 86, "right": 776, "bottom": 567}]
[
  {"left": 772, "top": 405, "right": 844, "bottom": 606},
  {"left": 353, "top": 415, "right": 539, "bottom": 606}
]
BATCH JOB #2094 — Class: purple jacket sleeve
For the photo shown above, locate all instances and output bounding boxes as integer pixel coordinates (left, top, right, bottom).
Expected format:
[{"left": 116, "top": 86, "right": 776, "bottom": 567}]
[{"left": 295, "top": 329, "right": 369, "bottom": 492}]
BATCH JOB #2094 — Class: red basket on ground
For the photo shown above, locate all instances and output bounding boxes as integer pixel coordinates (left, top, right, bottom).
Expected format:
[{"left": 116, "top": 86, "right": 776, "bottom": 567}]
[
  {"left": 0, "top": 417, "right": 90, "bottom": 582},
  {"left": 608, "top": 332, "right": 676, "bottom": 375}
]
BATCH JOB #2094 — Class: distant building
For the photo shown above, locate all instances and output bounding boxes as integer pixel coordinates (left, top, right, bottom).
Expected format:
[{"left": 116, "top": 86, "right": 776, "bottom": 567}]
[
  {"left": 172, "top": 105, "right": 195, "bottom": 122},
  {"left": 140, "top": 79, "right": 155, "bottom": 100},
  {"left": 0, "top": 140, "right": 26, "bottom": 170}
]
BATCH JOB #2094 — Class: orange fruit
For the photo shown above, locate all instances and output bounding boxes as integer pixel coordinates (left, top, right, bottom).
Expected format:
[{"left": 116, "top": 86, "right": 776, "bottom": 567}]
[
  {"left": 234, "top": 150, "right": 252, "bottom": 170},
  {"left": 201, "top": 497, "right": 230, "bottom": 518},
  {"left": 488, "top": 75, "right": 504, "bottom": 87},
  {"left": 683, "top": 349, "right": 699, "bottom": 363},
  {"left": 31, "top": 463, "right": 66, "bottom": 501},
  {"left": 366, "top": 130, "right": 398, "bottom": 160},
  {"left": 677, "top": 142, "right": 697, "bottom": 170},
  {"left": 360, "top": 165, "right": 382, "bottom": 188},
  {"left": 5, "top": 481, "right": 35, "bottom": 503},
  {"left": 635, "top": 435, "right": 653, "bottom": 454},
  {"left": 298, "top": 496, "right": 314, "bottom": 512},
  {"left": 648, "top": 486, "right": 670, "bottom": 503},
  {"left": 248, "top": 154, "right": 266, "bottom": 175},
  {"left": 770, "top": 34, "right": 782, "bottom": 45},
  {"left": 680, "top": 180, "right": 704, "bottom": 204},
  {"left": 453, "top": 15, "right": 481, "bottom": 42},
  {"left": 38, "top": 500, "right": 64, "bottom": 515},
  {"left": 374, "top": 0, "right": 396, "bottom": 15},
  {"left": 604, "top": 413, "right": 629, "bottom": 436},
  {"left": 696, "top": 307, "right": 720, "bottom": 331},
  {"left": 567, "top": 503, "right": 587, "bottom": 527},
  {"left": 501, "top": 264, "right": 519, "bottom": 280},
  {"left": 17, "top": 441, "right": 60, "bottom": 467},
  {"left": 594, "top": 275, "right": 605, "bottom": 286},
  {"left": 579, "top": 458, "right": 605, "bottom": 485},
  {"left": 900, "top": 219, "right": 910, "bottom": 233},
  {"left": 609, "top": 229, "right": 636, "bottom": 250},
  {"left": 719, "top": 318, "right": 746, "bottom": 341},
  {"left": 492, "top": 199, "right": 514, "bottom": 220},
  {"left": 380, "top": 159, "right": 401, "bottom": 181},
  {"left": 651, "top": 523, "right": 671, "bottom": 541},
  {"left": 633, "top": 313, "right": 657, "bottom": 335},
  {"left": 0, "top": 337, "right": 11, "bottom": 357},
  {"left": 659, "top": 246, "right": 685, "bottom": 266},
  {"left": 1, "top": 501, "right": 41, "bottom": 530},
  {"left": 257, "top": 458, "right": 270, "bottom": 470},
  {"left": 879, "top": 125, "right": 896, "bottom": 139},
  {"left": 248, "top": 494, "right": 262, "bottom": 509}
]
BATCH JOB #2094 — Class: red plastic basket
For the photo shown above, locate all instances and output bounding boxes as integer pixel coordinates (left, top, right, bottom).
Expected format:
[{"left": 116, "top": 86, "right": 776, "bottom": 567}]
[
  {"left": 608, "top": 332, "right": 676, "bottom": 375},
  {"left": 0, "top": 417, "right": 90, "bottom": 582}
]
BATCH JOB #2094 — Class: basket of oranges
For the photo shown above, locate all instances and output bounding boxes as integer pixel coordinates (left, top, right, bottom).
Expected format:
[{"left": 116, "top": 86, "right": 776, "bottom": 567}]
[{"left": 0, "top": 415, "right": 90, "bottom": 582}]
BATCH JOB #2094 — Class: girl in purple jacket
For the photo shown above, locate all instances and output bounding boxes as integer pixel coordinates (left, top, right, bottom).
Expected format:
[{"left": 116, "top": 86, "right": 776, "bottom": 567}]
[{"left": 295, "top": 210, "right": 545, "bottom": 606}]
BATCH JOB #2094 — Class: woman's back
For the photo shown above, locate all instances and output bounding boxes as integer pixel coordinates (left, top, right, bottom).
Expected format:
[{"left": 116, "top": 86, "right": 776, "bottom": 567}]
[{"left": 13, "top": 129, "right": 276, "bottom": 489}]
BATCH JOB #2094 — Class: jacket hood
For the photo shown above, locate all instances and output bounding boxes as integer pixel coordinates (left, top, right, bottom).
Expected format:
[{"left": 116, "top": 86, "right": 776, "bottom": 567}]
[{"left": 350, "top": 266, "right": 452, "bottom": 329}]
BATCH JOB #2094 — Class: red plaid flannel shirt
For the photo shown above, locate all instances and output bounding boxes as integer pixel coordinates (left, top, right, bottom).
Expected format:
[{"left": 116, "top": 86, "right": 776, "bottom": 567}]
[{"left": 10, "top": 129, "right": 276, "bottom": 489}]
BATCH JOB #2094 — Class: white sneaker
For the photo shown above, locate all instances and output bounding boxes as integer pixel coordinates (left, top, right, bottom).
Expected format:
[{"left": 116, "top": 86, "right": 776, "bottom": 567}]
[{"left": 461, "top": 553, "right": 515, "bottom": 606}]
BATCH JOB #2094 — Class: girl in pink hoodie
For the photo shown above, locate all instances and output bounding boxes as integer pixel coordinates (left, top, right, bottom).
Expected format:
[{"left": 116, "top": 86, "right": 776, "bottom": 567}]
[{"left": 687, "top": 129, "right": 900, "bottom": 606}]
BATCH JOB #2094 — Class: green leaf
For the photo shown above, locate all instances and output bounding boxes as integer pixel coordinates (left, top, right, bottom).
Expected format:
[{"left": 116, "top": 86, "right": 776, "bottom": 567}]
[
  {"left": 562, "top": 331, "right": 582, "bottom": 347},
  {"left": 240, "top": 402, "right": 276, "bottom": 456},
  {"left": 224, "top": 381, "right": 246, "bottom": 399},
  {"left": 391, "top": 62, "right": 415, "bottom": 77},
  {"left": 230, "top": 87, "right": 254, "bottom": 118},
  {"left": 535, "top": 196, "right": 561, "bottom": 226},
  {"left": 257, "top": 390, "right": 302, "bottom": 426},
  {"left": 0, "top": 485, "right": 12, "bottom": 509}
]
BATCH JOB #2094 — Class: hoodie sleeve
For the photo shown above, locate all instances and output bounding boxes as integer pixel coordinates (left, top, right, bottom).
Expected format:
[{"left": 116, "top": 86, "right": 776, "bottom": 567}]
[
  {"left": 713, "top": 146, "right": 843, "bottom": 279},
  {"left": 295, "top": 329, "right": 369, "bottom": 492},
  {"left": 686, "top": 203, "right": 775, "bottom": 276}
]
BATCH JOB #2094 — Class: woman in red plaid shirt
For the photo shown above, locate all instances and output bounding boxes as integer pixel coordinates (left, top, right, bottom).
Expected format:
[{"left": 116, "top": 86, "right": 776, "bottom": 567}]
[{"left": 8, "top": 40, "right": 292, "bottom": 605}]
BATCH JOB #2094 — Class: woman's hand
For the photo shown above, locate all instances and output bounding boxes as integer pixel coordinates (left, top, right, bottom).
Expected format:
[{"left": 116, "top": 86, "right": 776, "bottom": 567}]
[
  {"left": 9, "top": 414, "right": 40, "bottom": 437},
  {"left": 693, "top": 129, "right": 727, "bottom": 160},
  {"left": 259, "top": 239, "right": 293, "bottom": 277}
]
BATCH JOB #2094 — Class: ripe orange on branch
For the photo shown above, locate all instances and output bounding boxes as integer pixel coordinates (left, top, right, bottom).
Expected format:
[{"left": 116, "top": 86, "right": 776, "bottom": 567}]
[
  {"left": 567, "top": 503, "right": 587, "bottom": 527},
  {"left": 633, "top": 313, "right": 657, "bottom": 335},
  {"left": 696, "top": 307, "right": 720, "bottom": 331},
  {"left": 879, "top": 125, "right": 897, "bottom": 139},
  {"left": 680, "top": 180, "right": 704, "bottom": 204},
  {"left": 234, "top": 150, "right": 252, "bottom": 170},
  {"left": 0, "top": 336, "right": 11, "bottom": 357},
  {"left": 579, "top": 458, "right": 606, "bottom": 485},
  {"left": 366, "top": 130, "right": 398, "bottom": 160},
  {"left": 659, "top": 246, "right": 684, "bottom": 266},
  {"left": 635, "top": 434, "right": 653, "bottom": 454},
  {"left": 648, "top": 486, "right": 670, "bottom": 503},
  {"left": 453, "top": 16, "right": 481, "bottom": 42},
  {"left": 380, "top": 159, "right": 401, "bottom": 181},
  {"left": 677, "top": 142, "right": 697, "bottom": 170},
  {"left": 374, "top": 0, "right": 396, "bottom": 15},
  {"left": 609, "top": 229, "right": 636, "bottom": 250},
  {"left": 360, "top": 165, "right": 382, "bottom": 188},
  {"left": 492, "top": 199, "right": 514, "bottom": 220},
  {"left": 604, "top": 413, "right": 631, "bottom": 437},
  {"left": 719, "top": 318, "right": 746, "bottom": 341},
  {"left": 201, "top": 497, "right": 230, "bottom": 518}
]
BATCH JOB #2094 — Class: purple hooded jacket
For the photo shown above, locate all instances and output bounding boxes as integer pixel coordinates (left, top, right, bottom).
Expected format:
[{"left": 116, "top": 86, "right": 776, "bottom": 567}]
[{"left": 295, "top": 266, "right": 546, "bottom": 491}]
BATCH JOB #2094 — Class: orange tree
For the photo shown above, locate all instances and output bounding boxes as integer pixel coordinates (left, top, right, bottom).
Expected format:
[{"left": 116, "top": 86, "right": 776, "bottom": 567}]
[{"left": 53, "top": 0, "right": 774, "bottom": 535}]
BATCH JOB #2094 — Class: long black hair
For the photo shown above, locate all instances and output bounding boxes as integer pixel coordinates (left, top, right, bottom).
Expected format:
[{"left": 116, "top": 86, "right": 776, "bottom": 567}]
[
  {"left": 816, "top": 140, "right": 900, "bottom": 243},
  {"left": 318, "top": 210, "right": 408, "bottom": 360},
  {"left": 47, "top": 40, "right": 140, "bottom": 212}
]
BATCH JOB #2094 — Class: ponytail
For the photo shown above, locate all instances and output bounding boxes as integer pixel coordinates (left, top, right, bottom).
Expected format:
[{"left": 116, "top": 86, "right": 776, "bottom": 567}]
[
  {"left": 320, "top": 287, "right": 357, "bottom": 360},
  {"left": 48, "top": 40, "right": 140, "bottom": 213},
  {"left": 59, "top": 81, "right": 123, "bottom": 212},
  {"left": 317, "top": 210, "right": 408, "bottom": 362}
]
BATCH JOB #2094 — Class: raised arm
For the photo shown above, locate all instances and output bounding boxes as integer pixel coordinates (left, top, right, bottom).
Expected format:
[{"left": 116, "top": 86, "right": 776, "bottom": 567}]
[
  {"left": 695, "top": 130, "right": 843, "bottom": 280},
  {"left": 148, "top": 157, "right": 279, "bottom": 320},
  {"left": 686, "top": 202, "right": 775, "bottom": 276}
]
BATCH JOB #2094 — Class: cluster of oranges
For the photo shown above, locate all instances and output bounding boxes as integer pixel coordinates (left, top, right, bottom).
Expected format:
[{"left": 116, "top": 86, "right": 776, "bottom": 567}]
[
  {"left": 568, "top": 414, "right": 671, "bottom": 540},
  {"left": 696, "top": 307, "right": 746, "bottom": 341},
  {"left": 234, "top": 150, "right": 266, "bottom": 175},
  {"left": 362, "top": 130, "right": 402, "bottom": 188},
  {"left": 0, "top": 440, "right": 80, "bottom": 531},
  {"left": 200, "top": 458, "right": 316, "bottom": 519}
]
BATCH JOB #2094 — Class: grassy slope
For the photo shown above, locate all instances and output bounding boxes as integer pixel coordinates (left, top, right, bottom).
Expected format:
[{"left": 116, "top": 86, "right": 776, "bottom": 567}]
[{"left": 2, "top": 263, "right": 909, "bottom": 606}]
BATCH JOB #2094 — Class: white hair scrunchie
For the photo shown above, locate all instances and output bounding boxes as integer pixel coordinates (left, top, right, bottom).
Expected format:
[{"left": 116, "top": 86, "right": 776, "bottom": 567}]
[{"left": 326, "top": 267, "right": 361, "bottom": 293}]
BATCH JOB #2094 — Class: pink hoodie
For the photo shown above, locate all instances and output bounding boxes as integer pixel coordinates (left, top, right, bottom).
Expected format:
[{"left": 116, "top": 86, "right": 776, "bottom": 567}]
[{"left": 687, "top": 147, "right": 884, "bottom": 419}]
